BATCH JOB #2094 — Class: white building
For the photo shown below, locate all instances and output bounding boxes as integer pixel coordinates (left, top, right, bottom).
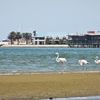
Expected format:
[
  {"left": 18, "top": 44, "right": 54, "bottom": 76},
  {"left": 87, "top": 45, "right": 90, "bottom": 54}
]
[
  {"left": 32, "top": 36, "right": 46, "bottom": 45},
  {"left": 0, "top": 40, "right": 9, "bottom": 45}
]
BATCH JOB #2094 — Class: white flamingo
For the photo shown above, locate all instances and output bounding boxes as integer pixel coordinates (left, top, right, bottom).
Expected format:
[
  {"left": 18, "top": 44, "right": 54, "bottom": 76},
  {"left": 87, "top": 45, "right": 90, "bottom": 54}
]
[
  {"left": 56, "top": 52, "right": 67, "bottom": 64},
  {"left": 95, "top": 56, "right": 100, "bottom": 64},
  {"left": 78, "top": 59, "right": 89, "bottom": 70}
]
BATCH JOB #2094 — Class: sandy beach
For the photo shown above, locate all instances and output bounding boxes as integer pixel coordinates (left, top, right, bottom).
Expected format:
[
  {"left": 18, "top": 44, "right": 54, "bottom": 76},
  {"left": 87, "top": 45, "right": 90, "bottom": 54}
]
[{"left": 0, "top": 72, "right": 100, "bottom": 100}]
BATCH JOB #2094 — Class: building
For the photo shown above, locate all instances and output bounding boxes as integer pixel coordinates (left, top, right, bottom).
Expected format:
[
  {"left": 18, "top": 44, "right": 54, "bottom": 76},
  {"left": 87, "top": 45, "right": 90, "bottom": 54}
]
[
  {"left": 45, "top": 36, "right": 68, "bottom": 45},
  {"left": 32, "top": 36, "right": 46, "bottom": 45},
  {"left": 68, "top": 31, "right": 100, "bottom": 48},
  {"left": 0, "top": 40, "right": 9, "bottom": 46}
]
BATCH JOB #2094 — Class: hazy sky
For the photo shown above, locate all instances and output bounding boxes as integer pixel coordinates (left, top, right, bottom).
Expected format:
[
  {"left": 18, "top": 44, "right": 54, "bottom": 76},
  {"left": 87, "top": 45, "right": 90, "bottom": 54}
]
[{"left": 0, "top": 0, "right": 100, "bottom": 40}]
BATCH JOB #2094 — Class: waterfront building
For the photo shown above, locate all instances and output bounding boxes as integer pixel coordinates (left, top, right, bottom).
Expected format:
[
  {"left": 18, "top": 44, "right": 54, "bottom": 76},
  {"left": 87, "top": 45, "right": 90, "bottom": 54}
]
[
  {"left": 32, "top": 36, "right": 46, "bottom": 45},
  {"left": 68, "top": 31, "right": 100, "bottom": 48},
  {"left": 0, "top": 40, "right": 9, "bottom": 45},
  {"left": 45, "top": 36, "right": 68, "bottom": 45},
  {"left": 32, "top": 31, "right": 46, "bottom": 45}
]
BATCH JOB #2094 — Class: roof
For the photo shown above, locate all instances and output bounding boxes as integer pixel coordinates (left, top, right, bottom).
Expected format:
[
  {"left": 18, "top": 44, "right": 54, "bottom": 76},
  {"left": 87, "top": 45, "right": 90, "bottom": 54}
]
[{"left": 86, "top": 31, "right": 100, "bottom": 35}]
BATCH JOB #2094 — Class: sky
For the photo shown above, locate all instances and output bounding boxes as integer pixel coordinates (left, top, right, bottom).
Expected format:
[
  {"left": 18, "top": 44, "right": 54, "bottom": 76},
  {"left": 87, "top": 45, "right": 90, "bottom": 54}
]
[{"left": 0, "top": 0, "right": 100, "bottom": 40}]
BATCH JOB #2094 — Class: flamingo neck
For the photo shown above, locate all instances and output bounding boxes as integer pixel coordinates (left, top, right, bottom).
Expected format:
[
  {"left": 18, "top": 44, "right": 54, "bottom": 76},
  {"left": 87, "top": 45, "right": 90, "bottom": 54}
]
[
  {"left": 95, "top": 60, "right": 97, "bottom": 63},
  {"left": 95, "top": 58, "right": 98, "bottom": 62},
  {"left": 95, "top": 56, "right": 99, "bottom": 61},
  {"left": 56, "top": 54, "right": 59, "bottom": 59},
  {"left": 56, "top": 54, "right": 59, "bottom": 62}
]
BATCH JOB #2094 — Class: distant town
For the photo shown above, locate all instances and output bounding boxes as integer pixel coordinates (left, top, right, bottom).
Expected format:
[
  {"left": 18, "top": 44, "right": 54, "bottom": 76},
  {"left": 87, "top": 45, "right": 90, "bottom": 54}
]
[{"left": 0, "top": 31, "right": 100, "bottom": 48}]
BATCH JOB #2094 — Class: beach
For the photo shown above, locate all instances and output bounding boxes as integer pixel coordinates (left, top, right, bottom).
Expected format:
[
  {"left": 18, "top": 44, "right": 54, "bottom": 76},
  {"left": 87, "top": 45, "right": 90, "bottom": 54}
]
[
  {"left": 0, "top": 72, "right": 100, "bottom": 100},
  {"left": 1, "top": 44, "right": 69, "bottom": 48}
]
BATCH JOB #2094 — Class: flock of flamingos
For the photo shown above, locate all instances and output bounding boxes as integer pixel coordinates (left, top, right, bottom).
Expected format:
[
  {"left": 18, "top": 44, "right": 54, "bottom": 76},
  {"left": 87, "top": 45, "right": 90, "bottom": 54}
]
[{"left": 56, "top": 52, "right": 100, "bottom": 70}]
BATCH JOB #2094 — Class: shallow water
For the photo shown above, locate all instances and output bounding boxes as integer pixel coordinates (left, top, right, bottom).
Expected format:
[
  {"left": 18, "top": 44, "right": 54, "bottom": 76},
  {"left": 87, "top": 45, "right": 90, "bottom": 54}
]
[
  {"left": 42, "top": 96, "right": 100, "bottom": 100},
  {"left": 0, "top": 47, "right": 100, "bottom": 74}
]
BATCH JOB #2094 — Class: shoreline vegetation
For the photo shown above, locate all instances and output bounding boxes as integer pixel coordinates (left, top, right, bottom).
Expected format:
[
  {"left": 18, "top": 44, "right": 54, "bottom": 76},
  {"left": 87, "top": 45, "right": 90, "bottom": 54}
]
[{"left": 0, "top": 72, "right": 100, "bottom": 99}]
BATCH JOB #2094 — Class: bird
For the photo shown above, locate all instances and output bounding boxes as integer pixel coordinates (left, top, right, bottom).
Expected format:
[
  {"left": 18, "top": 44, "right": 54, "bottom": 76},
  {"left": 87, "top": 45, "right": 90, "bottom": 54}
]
[
  {"left": 95, "top": 56, "right": 100, "bottom": 64},
  {"left": 56, "top": 52, "right": 67, "bottom": 64},
  {"left": 78, "top": 59, "right": 89, "bottom": 70},
  {"left": 78, "top": 59, "right": 89, "bottom": 66}
]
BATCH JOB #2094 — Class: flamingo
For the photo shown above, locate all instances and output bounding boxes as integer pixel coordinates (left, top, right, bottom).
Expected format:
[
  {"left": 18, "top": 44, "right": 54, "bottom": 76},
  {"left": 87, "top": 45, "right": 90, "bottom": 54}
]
[
  {"left": 78, "top": 59, "right": 89, "bottom": 70},
  {"left": 95, "top": 56, "right": 100, "bottom": 64},
  {"left": 56, "top": 52, "right": 67, "bottom": 64}
]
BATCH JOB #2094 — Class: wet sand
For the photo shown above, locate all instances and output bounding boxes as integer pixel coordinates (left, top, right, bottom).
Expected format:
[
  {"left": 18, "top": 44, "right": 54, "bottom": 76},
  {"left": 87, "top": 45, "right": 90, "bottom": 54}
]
[{"left": 0, "top": 72, "right": 100, "bottom": 99}]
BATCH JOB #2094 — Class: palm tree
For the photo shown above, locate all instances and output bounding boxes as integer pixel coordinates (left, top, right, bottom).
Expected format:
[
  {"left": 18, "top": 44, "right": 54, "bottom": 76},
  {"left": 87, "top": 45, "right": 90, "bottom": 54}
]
[
  {"left": 8, "top": 31, "right": 16, "bottom": 44},
  {"left": 33, "top": 30, "right": 37, "bottom": 37},
  {"left": 22, "top": 33, "right": 32, "bottom": 44},
  {"left": 16, "top": 32, "right": 22, "bottom": 45}
]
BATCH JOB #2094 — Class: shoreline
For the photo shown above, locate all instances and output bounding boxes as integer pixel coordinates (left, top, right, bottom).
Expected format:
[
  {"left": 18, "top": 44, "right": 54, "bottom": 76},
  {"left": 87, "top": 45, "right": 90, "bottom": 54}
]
[
  {"left": 0, "top": 72, "right": 100, "bottom": 99},
  {"left": 43, "top": 96, "right": 100, "bottom": 100},
  {"left": 0, "top": 70, "right": 100, "bottom": 76},
  {"left": 1, "top": 44, "right": 69, "bottom": 48}
]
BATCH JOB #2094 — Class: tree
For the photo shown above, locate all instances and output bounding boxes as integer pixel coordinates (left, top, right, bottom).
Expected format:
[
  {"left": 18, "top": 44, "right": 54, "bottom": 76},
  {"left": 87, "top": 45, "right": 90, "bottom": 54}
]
[
  {"left": 16, "top": 32, "right": 22, "bottom": 45},
  {"left": 8, "top": 31, "right": 16, "bottom": 44},
  {"left": 22, "top": 33, "right": 32, "bottom": 44},
  {"left": 33, "top": 30, "right": 37, "bottom": 37}
]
